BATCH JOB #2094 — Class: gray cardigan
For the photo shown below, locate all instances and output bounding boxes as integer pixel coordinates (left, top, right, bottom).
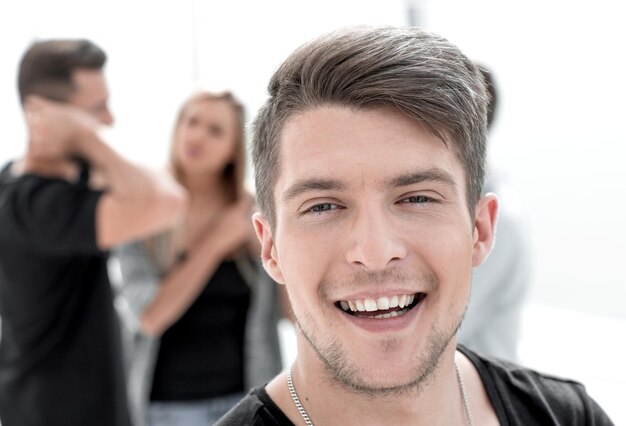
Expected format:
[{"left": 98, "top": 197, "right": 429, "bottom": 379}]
[{"left": 109, "top": 241, "right": 282, "bottom": 426}]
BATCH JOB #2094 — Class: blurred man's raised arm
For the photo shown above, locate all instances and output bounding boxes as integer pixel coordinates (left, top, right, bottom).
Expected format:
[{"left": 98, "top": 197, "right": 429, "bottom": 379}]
[{"left": 83, "top": 131, "right": 188, "bottom": 249}]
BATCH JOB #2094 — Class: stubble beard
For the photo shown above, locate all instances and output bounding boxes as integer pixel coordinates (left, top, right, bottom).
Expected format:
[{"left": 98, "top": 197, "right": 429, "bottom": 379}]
[{"left": 294, "top": 268, "right": 467, "bottom": 398}]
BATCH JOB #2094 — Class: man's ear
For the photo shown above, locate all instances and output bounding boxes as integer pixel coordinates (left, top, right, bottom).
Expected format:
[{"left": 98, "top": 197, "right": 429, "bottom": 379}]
[
  {"left": 252, "top": 212, "right": 285, "bottom": 284},
  {"left": 472, "top": 193, "right": 499, "bottom": 267}
]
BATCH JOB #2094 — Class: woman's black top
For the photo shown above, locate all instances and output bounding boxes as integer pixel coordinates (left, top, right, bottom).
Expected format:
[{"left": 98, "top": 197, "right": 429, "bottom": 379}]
[{"left": 150, "top": 259, "right": 251, "bottom": 400}]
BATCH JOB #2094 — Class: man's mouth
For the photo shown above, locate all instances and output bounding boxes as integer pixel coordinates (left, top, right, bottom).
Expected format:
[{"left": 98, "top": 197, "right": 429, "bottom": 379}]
[{"left": 335, "top": 293, "right": 427, "bottom": 319}]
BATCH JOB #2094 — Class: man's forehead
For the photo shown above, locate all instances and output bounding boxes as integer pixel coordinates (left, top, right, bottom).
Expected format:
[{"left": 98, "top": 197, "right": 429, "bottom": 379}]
[
  {"left": 275, "top": 106, "right": 463, "bottom": 200},
  {"left": 279, "top": 105, "right": 450, "bottom": 153}
]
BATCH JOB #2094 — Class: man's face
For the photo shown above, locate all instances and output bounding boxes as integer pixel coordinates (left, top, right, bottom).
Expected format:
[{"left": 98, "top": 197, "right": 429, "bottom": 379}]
[
  {"left": 255, "top": 105, "right": 496, "bottom": 394},
  {"left": 68, "top": 69, "right": 113, "bottom": 125}
]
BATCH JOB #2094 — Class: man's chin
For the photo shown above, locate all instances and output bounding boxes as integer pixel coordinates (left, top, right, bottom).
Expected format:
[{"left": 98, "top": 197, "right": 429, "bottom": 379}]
[
  {"left": 315, "top": 330, "right": 456, "bottom": 397},
  {"left": 326, "top": 364, "right": 432, "bottom": 397}
]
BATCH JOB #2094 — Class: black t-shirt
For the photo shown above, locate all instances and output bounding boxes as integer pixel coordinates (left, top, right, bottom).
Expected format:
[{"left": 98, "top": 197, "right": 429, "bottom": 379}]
[
  {"left": 0, "top": 163, "right": 131, "bottom": 426},
  {"left": 150, "top": 259, "right": 251, "bottom": 400},
  {"left": 215, "top": 345, "right": 614, "bottom": 426}
]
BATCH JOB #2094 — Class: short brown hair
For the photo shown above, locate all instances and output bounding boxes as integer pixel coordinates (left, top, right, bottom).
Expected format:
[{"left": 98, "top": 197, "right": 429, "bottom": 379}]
[
  {"left": 251, "top": 26, "right": 489, "bottom": 225},
  {"left": 18, "top": 39, "right": 106, "bottom": 103}
]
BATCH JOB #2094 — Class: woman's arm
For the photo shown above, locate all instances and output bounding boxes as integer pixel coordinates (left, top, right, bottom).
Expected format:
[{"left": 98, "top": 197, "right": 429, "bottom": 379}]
[{"left": 138, "top": 199, "right": 253, "bottom": 337}]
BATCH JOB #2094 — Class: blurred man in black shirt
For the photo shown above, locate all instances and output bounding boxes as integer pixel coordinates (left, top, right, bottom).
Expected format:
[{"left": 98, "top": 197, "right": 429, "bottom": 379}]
[{"left": 0, "top": 39, "right": 187, "bottom": 426}]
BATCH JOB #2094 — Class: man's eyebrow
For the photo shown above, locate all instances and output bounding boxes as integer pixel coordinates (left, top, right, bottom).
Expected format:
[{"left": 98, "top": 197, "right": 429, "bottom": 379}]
[
  {"left": 282, "top": 178, "right": 347, "bottom": 202},
  {"left": 387, "top": 169, "right": 458, "bottom": 192}
]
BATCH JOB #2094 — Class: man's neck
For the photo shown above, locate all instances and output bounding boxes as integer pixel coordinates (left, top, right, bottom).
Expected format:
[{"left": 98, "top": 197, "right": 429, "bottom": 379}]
[
  {"left": 268, "top": 343, "right": 472, "bottom": 426},
  {"left": 16, "top": 155, "right": 80, "bottom": 182}
]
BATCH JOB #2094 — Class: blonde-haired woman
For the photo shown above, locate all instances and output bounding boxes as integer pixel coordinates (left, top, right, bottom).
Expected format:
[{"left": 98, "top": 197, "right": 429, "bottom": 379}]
[{"left": 112, "top": 92, "right": 282, "bottom": 426}]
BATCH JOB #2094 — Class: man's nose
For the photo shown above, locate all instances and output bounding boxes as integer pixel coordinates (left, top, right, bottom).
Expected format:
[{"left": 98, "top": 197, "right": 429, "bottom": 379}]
[
  {"left": 98, "top": 107, "right": 114, "bottom": 126},
  {"left": 345, "top": 207, "right": 407, "bottom": 271}
]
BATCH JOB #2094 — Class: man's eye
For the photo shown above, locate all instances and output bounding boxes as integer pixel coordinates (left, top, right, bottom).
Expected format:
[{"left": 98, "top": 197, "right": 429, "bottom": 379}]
[
  {"left": 401, "top": 195, "right": 436, "bottom": 204},
  {"left": 306, "top": 203, "right": 338, "bottom": 214}
]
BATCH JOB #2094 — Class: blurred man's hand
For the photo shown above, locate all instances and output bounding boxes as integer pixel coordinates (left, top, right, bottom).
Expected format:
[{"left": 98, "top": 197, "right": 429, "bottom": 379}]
[{"left": 24, "top": 95, "right": 100, "bottom": 160}]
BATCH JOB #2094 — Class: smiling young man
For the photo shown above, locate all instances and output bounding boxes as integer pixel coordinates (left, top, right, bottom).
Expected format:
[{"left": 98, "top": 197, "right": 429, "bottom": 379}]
[{"left": 216, "top": 27, "right": 613, "bottom": 425}]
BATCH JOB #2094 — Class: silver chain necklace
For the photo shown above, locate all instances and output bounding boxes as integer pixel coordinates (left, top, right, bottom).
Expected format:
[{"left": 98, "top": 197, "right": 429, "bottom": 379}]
[
  {"left": 454, "top": 360, "right": 474, "bottom": 426},
  {"left": 287, "top": 361, "right": 473, "bottom": 426}
]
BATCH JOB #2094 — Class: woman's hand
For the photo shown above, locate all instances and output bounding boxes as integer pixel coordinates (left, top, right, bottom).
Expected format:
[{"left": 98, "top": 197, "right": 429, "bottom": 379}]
[{"left": 209, "top": 197, "right": 255, "bottom": 257}]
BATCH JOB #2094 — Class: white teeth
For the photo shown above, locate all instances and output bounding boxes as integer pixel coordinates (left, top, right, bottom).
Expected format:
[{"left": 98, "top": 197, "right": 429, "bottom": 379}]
[
  {"left": 376, "top": 296, "right": 390, "bottom": 310},
  {"left": 364, "top": 299, "right": 377, "bottom": 312},
  {"left": 373, "top": 310, "right": 404, "bottom": 319},
  {"left": 389, "top": 295, "right": 399, "bottom": 308},
  {"left": 340, "top": 293, "right": 420, "bottom": 313},
  {"left": 356, "top": 300, "right": 365, "bottom": 311},
  {"left": 398, "top": 295, "right": 407, "bottom": 308}
]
